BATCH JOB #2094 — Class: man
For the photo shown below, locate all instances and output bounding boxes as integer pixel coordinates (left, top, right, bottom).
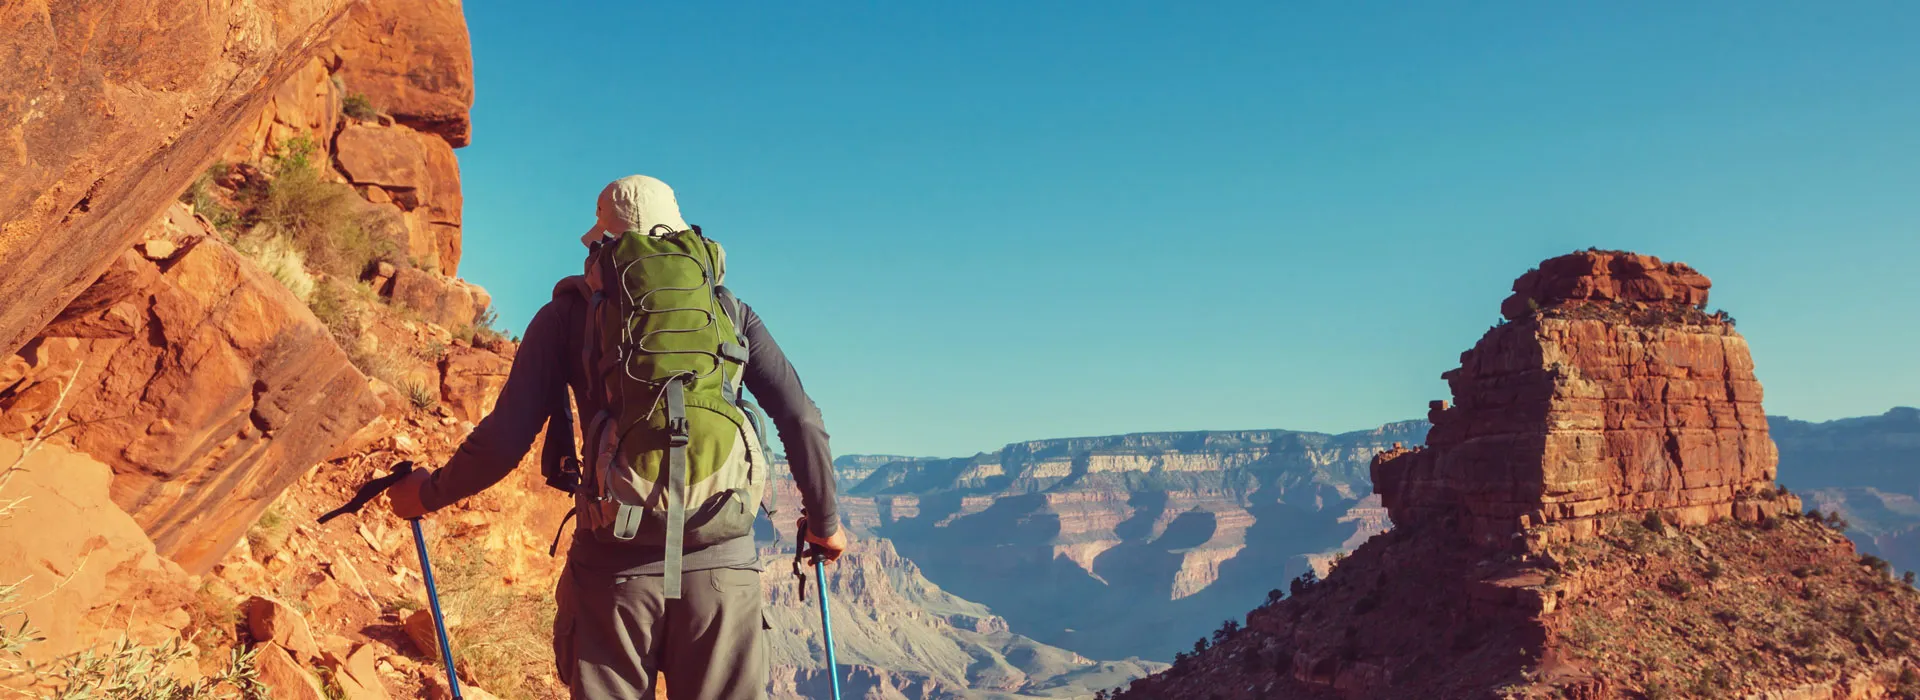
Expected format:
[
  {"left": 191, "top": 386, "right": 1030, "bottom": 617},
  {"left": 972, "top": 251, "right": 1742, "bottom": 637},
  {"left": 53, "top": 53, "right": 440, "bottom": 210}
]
[{"left": 388, "top": 174, "right": 847, "bottom": 700}]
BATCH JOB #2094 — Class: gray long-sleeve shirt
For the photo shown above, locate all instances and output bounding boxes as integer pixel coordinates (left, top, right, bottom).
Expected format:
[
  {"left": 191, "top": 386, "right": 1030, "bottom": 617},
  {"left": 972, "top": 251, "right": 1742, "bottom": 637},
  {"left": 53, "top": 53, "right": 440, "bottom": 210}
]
[{"left": 419, "top": 277, "right": 838, "bottom": 574}]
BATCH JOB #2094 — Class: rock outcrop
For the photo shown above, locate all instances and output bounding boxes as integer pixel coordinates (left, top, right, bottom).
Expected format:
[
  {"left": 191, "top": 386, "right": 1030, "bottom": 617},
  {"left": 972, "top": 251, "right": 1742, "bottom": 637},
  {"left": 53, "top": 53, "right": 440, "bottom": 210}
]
[
  {"left": 0, "top": 0, "right": 495, "bottom": 695},
  {"left": 328, "top": 0, "right": 475, "bottom": 147},
  {"left": 1373, "top": 250, "right": 1792, "bottom": 546},
  {"left": 0, "top": 0, "right": 357, "bottom": 358},
  {"left": 0, "top": 438, "right": 196, "bottom": 668},
  {"left": 0, "top": 204, "right": 382, "bottom": 573}
]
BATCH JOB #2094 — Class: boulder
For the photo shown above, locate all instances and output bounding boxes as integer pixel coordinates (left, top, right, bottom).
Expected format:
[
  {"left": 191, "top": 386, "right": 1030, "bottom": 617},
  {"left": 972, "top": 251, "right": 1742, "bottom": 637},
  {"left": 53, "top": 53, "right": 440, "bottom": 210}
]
[
  {"left": 254, "top": 642, "right": 329, "bottom": 700},
  {"left": 440, "top": 347, "right": 511, "bottom": 423},
  {"left": 246, "top": 596, "right": 320, "bottom": 662},
  {"left": 0, "top": 0, "right": 357, "bottom": 358},
  {"left": 404, "top": 608, "right": 451, "bottom": 662},
  {"left": 329, "top": 0, "right": 475, "bottom": 147},
  {"left": 319, "top": 643, "right": 394, "bottom": 700},
  {"left": 1499, "top": 249, "right": 1712, "bottom": 320},
  {"left": 0, "top": 438, "right": 195, "bottom": 666},
  {"left": 390, "top": 267, "right": 478, "bottom": 328}
]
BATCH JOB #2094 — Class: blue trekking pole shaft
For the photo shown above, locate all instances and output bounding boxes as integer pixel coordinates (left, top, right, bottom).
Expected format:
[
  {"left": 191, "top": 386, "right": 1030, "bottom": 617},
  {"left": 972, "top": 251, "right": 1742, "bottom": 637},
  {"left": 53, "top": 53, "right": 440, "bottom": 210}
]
[
  {"left": 411, "top": 518, "right": 463, "bottom": 700},
  {"left": 814, "top": 557, "right": 841, "bottom": 700}
]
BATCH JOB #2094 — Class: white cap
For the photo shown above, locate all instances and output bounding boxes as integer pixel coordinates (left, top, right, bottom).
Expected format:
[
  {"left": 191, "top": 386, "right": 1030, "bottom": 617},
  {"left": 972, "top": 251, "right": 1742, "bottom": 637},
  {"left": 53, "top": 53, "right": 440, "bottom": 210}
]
[{"left": 581, "top": 175, "right": 689, "bottom": 247}]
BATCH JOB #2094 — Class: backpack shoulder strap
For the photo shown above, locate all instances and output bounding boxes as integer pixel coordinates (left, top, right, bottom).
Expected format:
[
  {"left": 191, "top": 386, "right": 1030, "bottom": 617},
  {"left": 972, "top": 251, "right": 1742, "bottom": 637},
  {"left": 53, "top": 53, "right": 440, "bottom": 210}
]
[
  {"left": 714, "top": 285, "right": 749, "bottom": 362},
  {"left": 538, "top": 275, "right": 594, "bottom": 494}
]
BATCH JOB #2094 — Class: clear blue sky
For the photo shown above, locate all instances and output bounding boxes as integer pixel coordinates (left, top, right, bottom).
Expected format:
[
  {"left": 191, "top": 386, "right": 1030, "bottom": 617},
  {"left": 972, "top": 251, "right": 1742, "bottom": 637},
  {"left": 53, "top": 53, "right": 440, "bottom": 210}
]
[{"left": 456, "top": 2, "right": 1920, "bottom": 458}]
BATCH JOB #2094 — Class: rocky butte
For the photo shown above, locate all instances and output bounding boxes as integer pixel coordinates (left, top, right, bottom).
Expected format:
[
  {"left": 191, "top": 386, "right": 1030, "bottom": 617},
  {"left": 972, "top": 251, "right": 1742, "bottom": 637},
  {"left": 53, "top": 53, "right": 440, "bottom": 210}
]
[
  {"left": 1118, "top": 251, "right": 1920, "bottom": 699},
  {"left": 1373, "top": 250, "right": 1789, "bottom": 545}
]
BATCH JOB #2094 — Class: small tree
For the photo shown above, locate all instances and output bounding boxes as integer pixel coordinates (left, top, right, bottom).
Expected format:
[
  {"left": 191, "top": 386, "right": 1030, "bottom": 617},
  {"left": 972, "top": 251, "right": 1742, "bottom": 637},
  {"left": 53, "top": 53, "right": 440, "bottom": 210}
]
[
  {"left": 1213, "top": 619, "right": 1240, "bottom": 644},
  {"left": 1289, "top": 570, "right": 1320, "bottom": 597}
]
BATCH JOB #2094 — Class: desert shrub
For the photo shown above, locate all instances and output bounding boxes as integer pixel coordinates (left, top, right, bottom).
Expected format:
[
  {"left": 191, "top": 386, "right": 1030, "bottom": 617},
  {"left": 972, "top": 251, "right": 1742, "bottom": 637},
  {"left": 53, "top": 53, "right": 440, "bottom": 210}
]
[
  {"left": 234, "top": 233, "right": 315, "bottom": 301},
  {"left": 180, "top": 165, "right": 239, "bottom": 233},
  {"left": 342, "top": 93, "right": 379, "bottom": 121},
  {"left": 1288, "top": 571, "right": 1319, "bottom": 597},
  {"left": 403, "top": 380, "right": 439, "bottom": 411},
  {"left": 249, "top": 136, "right": 398, "bottom": 280},
  {"left": 1212, "top": 619, "right": 1239, "bottom": 644},
  {"left": 1862, "top": 554, "right": 1893, "bottom": 579},
  {"left": 1657, "top": 574, "right": 1693, "bottom": 598},
  {"left": 183, "top": 584, "right": 244, "bottom": 650},
  {"left": 1641, "top": 510, "right": 1669, "bottom": 535},
  {"left": 245, "top": 501, "right": 293, "bottom": 562},
  {"left": 1824, "top": 510, "right": 1850, "bottom": 531},
  {"left": 1703, "top": 560, "right": 1725, "bottom": 581}
]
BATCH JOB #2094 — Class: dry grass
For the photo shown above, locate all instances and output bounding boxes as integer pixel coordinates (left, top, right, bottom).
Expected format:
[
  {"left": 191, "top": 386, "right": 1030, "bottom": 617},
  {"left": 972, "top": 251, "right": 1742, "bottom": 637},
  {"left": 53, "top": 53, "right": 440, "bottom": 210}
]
[
  {"left": 243, "top": 502, "right": 293, "bottom": 563},
  {"left": 429, "top": 541, "right": 556, "bottom": 700},
  {"left": 234, "top": 233, "right": 315, "bottom": 302}
]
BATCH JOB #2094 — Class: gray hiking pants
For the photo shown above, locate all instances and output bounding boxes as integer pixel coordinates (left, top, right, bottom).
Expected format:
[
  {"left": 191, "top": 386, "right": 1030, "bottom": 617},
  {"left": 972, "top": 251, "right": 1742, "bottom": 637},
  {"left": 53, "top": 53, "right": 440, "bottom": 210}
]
[{"left": 553, "top": 563, "right": 770, "bottom": 699}]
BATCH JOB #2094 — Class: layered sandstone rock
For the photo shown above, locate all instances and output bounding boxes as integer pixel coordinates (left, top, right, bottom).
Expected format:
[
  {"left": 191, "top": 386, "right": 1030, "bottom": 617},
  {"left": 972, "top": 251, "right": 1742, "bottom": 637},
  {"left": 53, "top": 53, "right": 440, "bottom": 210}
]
[
  {"left": 0, "top": 205, "right": 382, "bottom": 573},
  {"left": 329, "top": 0, "right": 475, "bottom": 147},
  {"left": 0, "top": 0, "right": 356, "bottom": 358},
  {"left": 1373, "top": 250, "right": 1794, "bottom": 545},
  {"left": 334, "top": 122, "right": 465, "bottom": 272}
]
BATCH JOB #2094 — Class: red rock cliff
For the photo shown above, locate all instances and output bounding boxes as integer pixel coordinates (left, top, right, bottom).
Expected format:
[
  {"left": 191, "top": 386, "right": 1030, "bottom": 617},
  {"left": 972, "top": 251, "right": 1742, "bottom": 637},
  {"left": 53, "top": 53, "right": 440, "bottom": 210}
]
[
  {"left": 1373, "top": 250, "right": 1792, "bottom": 545},
  {"left": 0, "top": 0, "right": 357, "bottom": 358}
]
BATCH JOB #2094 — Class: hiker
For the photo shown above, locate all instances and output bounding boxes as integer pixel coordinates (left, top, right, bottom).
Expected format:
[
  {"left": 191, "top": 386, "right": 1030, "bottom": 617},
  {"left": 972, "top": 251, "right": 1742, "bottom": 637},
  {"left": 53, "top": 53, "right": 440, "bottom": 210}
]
[{"left": 386, "top": 174, "right": 847, "bottom": 700}]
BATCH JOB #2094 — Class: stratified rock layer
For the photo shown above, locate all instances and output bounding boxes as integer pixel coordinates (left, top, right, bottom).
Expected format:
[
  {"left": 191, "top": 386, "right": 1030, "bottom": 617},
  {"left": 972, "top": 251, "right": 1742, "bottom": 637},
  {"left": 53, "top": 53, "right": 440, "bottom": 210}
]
[
  {"left": 0, "top": 205, "right": 381, "bottom": 573},
  {"left": 0, "top": 0, "right": 355, "bottom": 357},
  {"left": 1373, "top": 251, "right": 1792, "bottom": 544},
  {"left": 329, "top": 0, "right": 475, "bottom": 146}
]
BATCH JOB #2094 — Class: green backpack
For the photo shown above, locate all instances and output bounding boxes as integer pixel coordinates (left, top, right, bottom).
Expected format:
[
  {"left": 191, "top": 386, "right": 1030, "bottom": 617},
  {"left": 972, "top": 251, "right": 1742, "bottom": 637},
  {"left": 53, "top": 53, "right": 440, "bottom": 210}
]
[{"left": 567, "top": 225, "right": 772, "bottom": 598}]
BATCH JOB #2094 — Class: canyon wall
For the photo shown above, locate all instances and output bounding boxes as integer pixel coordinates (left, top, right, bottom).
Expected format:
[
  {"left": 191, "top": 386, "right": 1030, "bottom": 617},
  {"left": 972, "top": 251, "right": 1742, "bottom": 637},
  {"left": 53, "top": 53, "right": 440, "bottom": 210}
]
[{"left": 849, "top": 422, "right": 1428, "bottom": 661}]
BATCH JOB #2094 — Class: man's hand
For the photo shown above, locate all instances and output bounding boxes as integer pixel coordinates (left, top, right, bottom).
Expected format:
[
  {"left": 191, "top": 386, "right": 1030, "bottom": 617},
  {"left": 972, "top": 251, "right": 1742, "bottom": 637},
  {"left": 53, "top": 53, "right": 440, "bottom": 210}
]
[
  {"left": 797, "top": 516, "right": 848, "bottom": 563},
  {"left": 386, "top": 468, "right": 433, "bottom": 520}
]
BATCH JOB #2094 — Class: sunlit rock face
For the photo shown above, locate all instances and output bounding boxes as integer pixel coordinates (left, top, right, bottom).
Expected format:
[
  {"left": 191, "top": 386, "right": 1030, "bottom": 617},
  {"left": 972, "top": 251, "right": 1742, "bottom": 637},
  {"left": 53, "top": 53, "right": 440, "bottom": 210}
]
[{"left": 1374, "top": 250, "right": 1794, "bottom": 547}]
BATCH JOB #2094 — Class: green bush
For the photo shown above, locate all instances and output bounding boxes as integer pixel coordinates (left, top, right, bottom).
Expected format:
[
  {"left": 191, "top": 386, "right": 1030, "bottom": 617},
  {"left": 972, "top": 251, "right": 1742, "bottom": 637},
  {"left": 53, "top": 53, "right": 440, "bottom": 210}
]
[{"left": 342, "top": 93, "right": 380, "bottom": 121}]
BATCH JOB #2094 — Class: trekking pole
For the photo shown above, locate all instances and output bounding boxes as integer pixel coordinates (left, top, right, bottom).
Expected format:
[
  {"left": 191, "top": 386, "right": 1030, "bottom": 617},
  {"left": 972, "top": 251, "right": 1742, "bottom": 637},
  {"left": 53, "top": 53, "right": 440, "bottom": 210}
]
[
  {"left": 318, "top": 461, "right": 463, "bottom": 699},
  {"left": 814, "top": 553, "right": 841, "bottom": 700},
  {"left": 792, "top": 516, "right": 842, "bottom": 700}
]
